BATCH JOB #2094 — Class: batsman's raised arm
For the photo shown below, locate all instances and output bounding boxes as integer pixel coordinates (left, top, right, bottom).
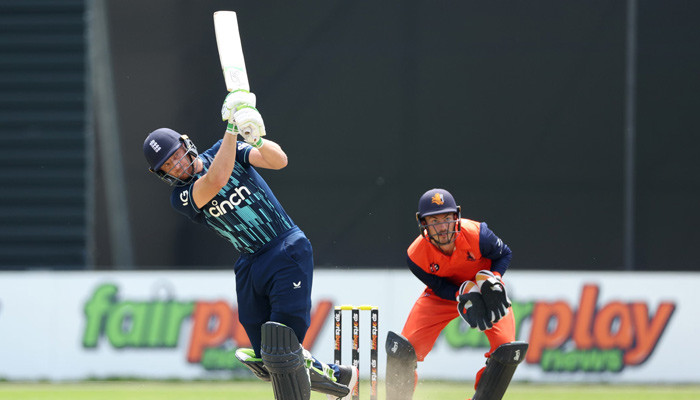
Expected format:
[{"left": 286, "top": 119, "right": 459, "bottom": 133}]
[
  {"left": 191, "top": 130, "right": 238, "bottom": 208},
  {"left": 189, "top": 90, "right": 257, "bottom": 207},
  {"left": 222, "top": 90, "right": 286, "bottom": 170},
  {"left": 248, "top": 139, "right": 287, "bottom": 170}
]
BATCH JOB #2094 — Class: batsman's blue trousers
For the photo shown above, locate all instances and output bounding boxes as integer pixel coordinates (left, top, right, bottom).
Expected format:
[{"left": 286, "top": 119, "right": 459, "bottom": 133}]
[{"left": 233, "top": 226, "right": 313, "bottom": 357}]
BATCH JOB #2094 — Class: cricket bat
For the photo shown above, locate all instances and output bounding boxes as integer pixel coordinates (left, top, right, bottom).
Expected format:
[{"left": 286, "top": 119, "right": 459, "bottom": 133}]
[{"left": 213, "top": 11, "right": 250, "bottom": 92}]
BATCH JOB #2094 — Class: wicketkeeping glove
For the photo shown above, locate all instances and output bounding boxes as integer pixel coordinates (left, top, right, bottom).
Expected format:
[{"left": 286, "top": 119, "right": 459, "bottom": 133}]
[
  {"left": 457, "top": 281, "right": 493, "bottom": 331},
  {"left": 221, "top": 89, "right": 257, "bottom": 122},
  {"left": 475, "top": 270, "right": 511, "bottom": 323}
]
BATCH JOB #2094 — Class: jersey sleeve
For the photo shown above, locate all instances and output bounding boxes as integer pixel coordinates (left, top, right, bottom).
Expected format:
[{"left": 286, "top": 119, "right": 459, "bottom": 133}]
[
  {"left": 235, "top": 141, "right": 253, "bottom": 166},
  {"left": 406, "top": 253, "right": 460, "bottom": 301},
  {"left": 201, "top": 139, "right": 222, "bottom": 159},
  {"left": 170, "top": 183, "right": 205, "bottom": 223},
  {"left": 479, "top": 222, "right": 512, "bottom": 276},
  {"left": 200, "top": 139, "right": 252, "bottom": 165}
]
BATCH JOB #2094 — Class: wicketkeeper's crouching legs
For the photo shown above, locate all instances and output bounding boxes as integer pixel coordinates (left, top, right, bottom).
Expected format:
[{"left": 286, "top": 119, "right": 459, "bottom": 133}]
[
  {"left": 394, "top": 292, "right": 524, "bottom": 400},
  {"left": 385, "top": 331, "right": 418, "bottom": 400},
  {"left": 471, "top": 341, "right": 528, "bottom": 400}
]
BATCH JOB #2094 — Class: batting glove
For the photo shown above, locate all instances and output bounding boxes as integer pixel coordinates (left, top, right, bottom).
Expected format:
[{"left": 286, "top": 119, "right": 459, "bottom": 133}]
[
  {"left": 221, "top": 89, "right": 257, "bottom": 122},
  {"left": 476, "top": 270, "right": 511, "bottom": 323},
  {"left": 234, "top": 106, "right": 266, "bottom": 148}
]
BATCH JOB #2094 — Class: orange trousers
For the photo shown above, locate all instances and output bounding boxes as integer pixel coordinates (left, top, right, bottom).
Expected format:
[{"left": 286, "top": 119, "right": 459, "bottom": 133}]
[{"left": 401, "top": 289, "right": 515, "bottom": 389}]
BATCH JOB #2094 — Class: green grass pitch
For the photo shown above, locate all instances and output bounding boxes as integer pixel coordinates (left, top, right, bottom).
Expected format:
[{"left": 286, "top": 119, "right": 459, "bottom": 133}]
[{"left": 0, "top": 381, "right": 699, "bottom": 400}]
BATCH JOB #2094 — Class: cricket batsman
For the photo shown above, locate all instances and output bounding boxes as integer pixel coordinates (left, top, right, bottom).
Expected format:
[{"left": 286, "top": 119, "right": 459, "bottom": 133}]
[
  {"left": 142, "top": 90, "right": 357, "bottom": 400},
  {"left": 385, "top": 188, "right": 527, "bottom": 400}
]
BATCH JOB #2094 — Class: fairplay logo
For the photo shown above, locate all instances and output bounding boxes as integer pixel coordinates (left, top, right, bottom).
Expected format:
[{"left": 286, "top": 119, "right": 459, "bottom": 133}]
[
  {"left": 82, "top": 283, "right": 333, "bottom": 370},
  {"left": 443, "top": 283, "right": 675, "bottom": 373},
  {"left": 527, "top": 284, "right": 675, "bottom": 372}
]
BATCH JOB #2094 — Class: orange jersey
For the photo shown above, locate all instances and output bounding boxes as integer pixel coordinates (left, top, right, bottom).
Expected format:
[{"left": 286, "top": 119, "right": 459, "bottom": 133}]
[{"left": 406, "top": 218, "right": 511, "bottom": 300}]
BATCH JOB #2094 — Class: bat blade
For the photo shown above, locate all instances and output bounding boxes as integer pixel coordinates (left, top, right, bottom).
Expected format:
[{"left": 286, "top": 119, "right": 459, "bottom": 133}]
[{"left": 213, "top": 11, "right": 249, "bottom": 92}]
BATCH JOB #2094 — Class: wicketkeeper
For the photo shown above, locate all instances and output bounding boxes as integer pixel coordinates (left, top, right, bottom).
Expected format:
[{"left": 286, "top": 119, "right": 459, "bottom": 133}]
[{"left": 385, "top": 188, "right": 527, "bottom": 400}]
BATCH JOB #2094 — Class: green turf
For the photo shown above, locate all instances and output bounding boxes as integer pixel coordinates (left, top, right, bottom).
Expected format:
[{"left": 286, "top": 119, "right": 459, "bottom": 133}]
[{"left": 0, "top": 381, "right": 699, "bottom": 400}]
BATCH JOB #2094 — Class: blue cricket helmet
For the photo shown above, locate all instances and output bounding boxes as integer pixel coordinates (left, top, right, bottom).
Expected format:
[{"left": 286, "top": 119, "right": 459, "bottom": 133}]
[
  {"left": 144, "top": 128, "right": 182, "bottom": 171},
  {"left": 416, "top": 188, "right": 462, "bottom": 245},
  {"left": 416, "top": 188, "right": 459, "bottom": 219},
  {"left": 143, "top": 128, "right": 198, "bottom": 186}
]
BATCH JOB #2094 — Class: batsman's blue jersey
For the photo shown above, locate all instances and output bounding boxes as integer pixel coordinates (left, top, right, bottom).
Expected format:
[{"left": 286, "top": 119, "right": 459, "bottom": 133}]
[{"left": 170, "top": 140, "right": 295, "bottom": 253}]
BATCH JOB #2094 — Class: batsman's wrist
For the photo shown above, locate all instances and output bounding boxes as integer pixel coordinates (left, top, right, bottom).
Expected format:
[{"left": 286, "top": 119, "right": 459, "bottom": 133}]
[
  {"left": 250, "top": 137, "right": 264, "bottom": 148},
  {"left": 225, "top": 122, "right": 238, "bottom": 136}
]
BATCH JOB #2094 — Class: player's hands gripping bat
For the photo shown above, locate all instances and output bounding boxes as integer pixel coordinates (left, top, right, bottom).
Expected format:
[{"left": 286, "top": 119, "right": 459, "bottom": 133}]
[
  {"left": 234, "top": 106, "right": 265, "bottom": 148},
  {"left": 221, "top": 90, "right": 265, "bottom": 148},
  {"left": 476, "top": 270, "right": 511, "bottom": 323},
  {"left": 221, "top": 89, "right": 256, "bottom": 121},
  {"left": 457, "top": 280, "right": 493, "bottom": 331}
]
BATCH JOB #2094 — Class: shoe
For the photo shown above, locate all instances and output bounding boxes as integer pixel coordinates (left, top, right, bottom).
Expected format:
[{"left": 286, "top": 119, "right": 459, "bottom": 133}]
[
  {"left": 327, "top": 365, "right": 358, "bottom": 400},
  {"left": 309, "top": 365, "right": 350, "bottom": 399},
  {"left": 234, "top": 348, "right": 270, "bottom": 381},
  {"left": 300, "top": 348, "right": 351, "bottom": 399}
]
